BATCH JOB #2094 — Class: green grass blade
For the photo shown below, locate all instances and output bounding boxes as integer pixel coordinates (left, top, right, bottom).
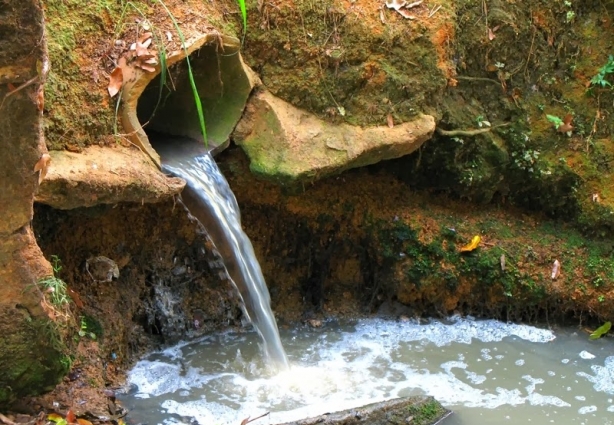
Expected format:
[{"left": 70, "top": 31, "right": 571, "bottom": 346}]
[
  {"left": 237, "top": 0, "right": 247, "bottom": 35},
  {"left": 156, "top": 0, "right": 207, "bottom": 146}
]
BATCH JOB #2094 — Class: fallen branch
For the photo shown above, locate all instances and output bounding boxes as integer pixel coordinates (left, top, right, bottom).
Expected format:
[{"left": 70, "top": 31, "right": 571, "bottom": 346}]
[
  {"left": 455, "top": 75, "right": 501, "bottom": 85},
  {"left": 240, "top": 412, "right": 270, "bottom": 425},
  {"left": 436, "top": 122, "right": 511, "bottom": 137},
  {"left": 0, "top": 413, "right": 17, "bottom": 425}
]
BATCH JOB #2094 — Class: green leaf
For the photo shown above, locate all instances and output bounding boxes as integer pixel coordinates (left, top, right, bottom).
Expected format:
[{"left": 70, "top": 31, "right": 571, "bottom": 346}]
[
  {"left": 546, "top": 114, "right": 563, "bottom": 129},
  {"left": 589, "top": 321, "right": 611, "bottom": 340}
]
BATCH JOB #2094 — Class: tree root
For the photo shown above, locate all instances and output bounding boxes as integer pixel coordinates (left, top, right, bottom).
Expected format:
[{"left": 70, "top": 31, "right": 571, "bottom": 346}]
[{"left": 436, "top": 122, "right": 511, "bottom": 137}]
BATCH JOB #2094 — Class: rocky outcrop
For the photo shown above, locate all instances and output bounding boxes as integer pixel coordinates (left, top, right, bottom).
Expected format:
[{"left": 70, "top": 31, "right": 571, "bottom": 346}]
[
  {"left": 35, "top": 146, "right": 185, "bottom": 209},
  {"left": 0, "top": 0, "right": 67, "bottom": 407},
  {"left": 274, "top": 396, "right": 449, "bottom": 425},
  {"left": 233, "top": 90, "right": 436, "bottom": 185}
]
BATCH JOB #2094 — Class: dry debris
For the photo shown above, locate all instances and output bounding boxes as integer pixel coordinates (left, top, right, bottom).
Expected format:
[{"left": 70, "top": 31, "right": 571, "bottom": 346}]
[{"left": 385, "top": 0, "right": 423, "bottom": 19}]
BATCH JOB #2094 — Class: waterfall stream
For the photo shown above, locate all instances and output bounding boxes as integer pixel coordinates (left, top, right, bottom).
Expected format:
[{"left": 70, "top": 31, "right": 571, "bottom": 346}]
[{"left": 151, "top": 134, "right": 289, "bottom": 369}]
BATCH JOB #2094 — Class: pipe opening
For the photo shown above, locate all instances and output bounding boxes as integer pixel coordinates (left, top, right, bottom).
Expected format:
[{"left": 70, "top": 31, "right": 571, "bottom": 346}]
[{"left": 135, "top": 38, "right": 252, "bottom": 157}]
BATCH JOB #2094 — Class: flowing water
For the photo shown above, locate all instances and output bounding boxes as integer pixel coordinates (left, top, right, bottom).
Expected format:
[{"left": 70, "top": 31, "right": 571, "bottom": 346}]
[
  {"left": 151, "top": 134, "right": 289, "bottom": 369},
  {"left": 122, "top": 317, "right": 614, "bottom": 425}
]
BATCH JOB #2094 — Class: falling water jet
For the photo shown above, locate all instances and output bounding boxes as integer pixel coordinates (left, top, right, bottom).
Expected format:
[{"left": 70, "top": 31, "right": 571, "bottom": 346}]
[{"left": 149, "top": 132, "right": 289, "bottom": 370}]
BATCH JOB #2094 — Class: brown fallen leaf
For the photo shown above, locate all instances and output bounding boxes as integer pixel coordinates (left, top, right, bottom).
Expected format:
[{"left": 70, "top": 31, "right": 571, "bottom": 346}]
[
  {"left": 387, "top": 114, "right": 394, "bottom": 128},
  {"left": 76, "top": 419, "right": 93, "bottom": 425},
  {"left": 108, "top": 65, "right": 123, "bottom": 97},
  {"left": 33, "top": 153, "right": 51, "bottom": 184},
  {"left": 557, "top": 113, "right": 573, "bottom": 134},
  {"left": 138, "top": 31, "right": 153, "bottom": 44},
  {"left": 66, "top": 410, "right": 76, "bottom": 425}
]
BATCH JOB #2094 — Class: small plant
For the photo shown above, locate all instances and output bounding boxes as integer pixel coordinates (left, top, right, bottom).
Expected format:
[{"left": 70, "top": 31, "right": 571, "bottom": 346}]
[
  {"left": 78, "top": 317, "right": 97, "bottom": 340},
  {"left": 590, "top": 55, "right": 614, "bottom": 88},
  {"left": 589, "top": 321, "right": 611, "bottom": 339},
  {"left": 511, "top": 149, "right": 540, "bottom": 172},
  {"left": 38, "top": 255, "right": 70, "bottom": 308},
  {"left": 546, "top": 113, "right": 573, "bottom": 135}
]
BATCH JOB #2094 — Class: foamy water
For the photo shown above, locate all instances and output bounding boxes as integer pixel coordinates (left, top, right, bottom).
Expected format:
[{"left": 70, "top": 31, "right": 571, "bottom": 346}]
[{"left": 122, "top": 317, "right": 614, "bottom": 425}]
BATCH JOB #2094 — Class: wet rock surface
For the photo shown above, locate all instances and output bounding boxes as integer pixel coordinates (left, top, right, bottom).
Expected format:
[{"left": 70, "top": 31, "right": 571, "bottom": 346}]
[
  {"left": 274, "top": 396, "right": 449, "bottom": 425},
  {"left": 35, "top": 146, "right": 185, "bottom": 209},
  {"left": 233, "top": 90, "right": 435, "bottom": 185}
]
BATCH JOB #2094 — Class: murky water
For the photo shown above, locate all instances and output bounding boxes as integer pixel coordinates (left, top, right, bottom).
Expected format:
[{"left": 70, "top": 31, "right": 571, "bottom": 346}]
[{"left": 122, "top": 317, "right": 614, "bottom": 425}]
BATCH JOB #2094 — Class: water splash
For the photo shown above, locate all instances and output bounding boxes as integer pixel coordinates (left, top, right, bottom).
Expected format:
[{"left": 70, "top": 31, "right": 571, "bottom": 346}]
[{"left": 153, "top": 135, "right": 289, "bottom": 369}]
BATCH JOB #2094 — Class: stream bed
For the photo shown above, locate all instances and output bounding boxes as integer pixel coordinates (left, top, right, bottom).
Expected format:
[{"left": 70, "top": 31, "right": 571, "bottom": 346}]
[{"left": 121, "top": 317, "right": 614, "bottom": 425}]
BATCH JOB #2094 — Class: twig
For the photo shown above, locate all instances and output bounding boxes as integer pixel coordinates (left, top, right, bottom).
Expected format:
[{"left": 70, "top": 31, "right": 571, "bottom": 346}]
[
  {"left": 436, "top": 122, "right": 511, "bottom": 137},
  {"left": 455, "top": 75, "right": 501, "bottom": 85},
  {"left": 240, "top": 412, "right": 270, "bottom": 425},
  {"left": 0, "top": 75, "right": 39, "bottom": 110},
  {"left": 428, "top": 5, "right": 442, "bottom": 18},
  {"left": 523, "top": 25, "right": 537, "bottom": 78}
]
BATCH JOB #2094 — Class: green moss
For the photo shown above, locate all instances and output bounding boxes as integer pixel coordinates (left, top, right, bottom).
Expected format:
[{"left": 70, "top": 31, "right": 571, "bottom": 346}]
[
  {"left": 406, "top": 399, "right": 447, "bottom": 425},
  {"left": 0, "top": 315, "right": 69, "bottom": 408},
  {"left": 242, "top": 0, "right": 446, "bottom": 127}
]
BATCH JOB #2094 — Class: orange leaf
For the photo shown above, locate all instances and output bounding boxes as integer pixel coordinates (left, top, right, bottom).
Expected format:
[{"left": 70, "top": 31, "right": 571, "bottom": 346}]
[
  {"left": 108, "top": 66, "right": 123, "bottom": 97},
  {"left": 76, "top": 419, "right": 93, "bottom": 425},
  {"left": 459, "top": 235, "right": 481, "bottom": 252},
  {"left": 66, "top": 410, "right": 76, "bottom": 424}
]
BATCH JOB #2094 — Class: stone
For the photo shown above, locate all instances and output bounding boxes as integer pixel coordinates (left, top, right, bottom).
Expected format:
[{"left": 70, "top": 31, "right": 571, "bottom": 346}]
[
  {"left": 273, "top": 396, "right": 450, "bottom": 425},
  {"left": 233, "top": 90, "right": 436, "bottom": 185},
  {"left": 0, "top": 0, "right": 71, "bottom": 406},
  {"left": 35, "top": 146, "right": 185, "bottom": 209}
]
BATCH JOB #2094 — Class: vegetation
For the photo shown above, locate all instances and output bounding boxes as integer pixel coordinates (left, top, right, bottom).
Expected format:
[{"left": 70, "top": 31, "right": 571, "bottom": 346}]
[{"left": 590, "top": 55, "right": 614, "bottom": 88}]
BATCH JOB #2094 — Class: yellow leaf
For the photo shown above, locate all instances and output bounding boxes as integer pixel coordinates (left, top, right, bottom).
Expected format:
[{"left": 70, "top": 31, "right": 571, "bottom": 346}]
[
  {"left": 459, "top": 235, "right": 481, "bottom": 252},
  {"left": 47, "top": 414, "right": 64, "bottom": 423}
]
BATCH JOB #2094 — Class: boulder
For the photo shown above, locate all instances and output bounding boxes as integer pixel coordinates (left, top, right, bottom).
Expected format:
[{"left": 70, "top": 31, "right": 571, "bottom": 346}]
[
  {"left": 35, "top": 146, "right": 185, "bottom": 209},
  {"left": 274, "top": 396, "right": 450, "bottom": 425},
  {"left": 233, "top": 90, "right": 435, "bottom": 185}
]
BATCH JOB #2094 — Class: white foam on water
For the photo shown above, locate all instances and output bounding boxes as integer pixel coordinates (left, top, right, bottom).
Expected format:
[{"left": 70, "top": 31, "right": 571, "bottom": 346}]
[
  {"left": 125, "top": 318, "right": 614, "bottom": 425},
  {"left": 580, "top": 351, "right": 596, "bottom": 360}
]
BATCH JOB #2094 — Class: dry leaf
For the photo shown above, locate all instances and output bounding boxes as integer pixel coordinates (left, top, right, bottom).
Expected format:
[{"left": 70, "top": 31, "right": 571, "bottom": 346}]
[
  {"left": 592, "top": 193, "right": 601, "bottom": 203},
  {"left": 138, "top": 32, "right": 153, "bottom": 44},
  {"left": 136, "top": 62, "right": 156, "bottom": 73},
  {"left": 488, "top": 27, "right": 496, "bottom": 40},
  {"left": 76, "top": 419, "right": 93, "bottom": 425},
  {"left": 551, "top": 259, "right": 561, "bottom": 280},
  {"left": 35, "top": 86, "right": 44, "bottom": 111},
  {"left": 47, "top": 414, "right": 63, "bottom": 423},
  {"left": 386, "top": 0, "right": 406, "bottom": 11},
  {"left": 66, "top": 410, "right": 76, "bottom": 425},
  {"left": 557, "top": 113, "right": 573, "bottom": 134},
  {"left": 0, "top": 413, "right": 17, "bottom": 425},
  {"left": 459, "top": 235, "right": 481, "bottom": 252},
  {"left": 500, "top": 254, "right": 506, "bottom": 271},
  {"left": 397, "top": 9, "right": 416, "bottom": 19},
  {"left": 387, "top": 114, "right": 394, "bottom": 128},
  {"left": 34, "top": 153, "right": 51, "bottom": 184},
  {"left": 108, "top": 66, "right": 123, "bottom": 97}
]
